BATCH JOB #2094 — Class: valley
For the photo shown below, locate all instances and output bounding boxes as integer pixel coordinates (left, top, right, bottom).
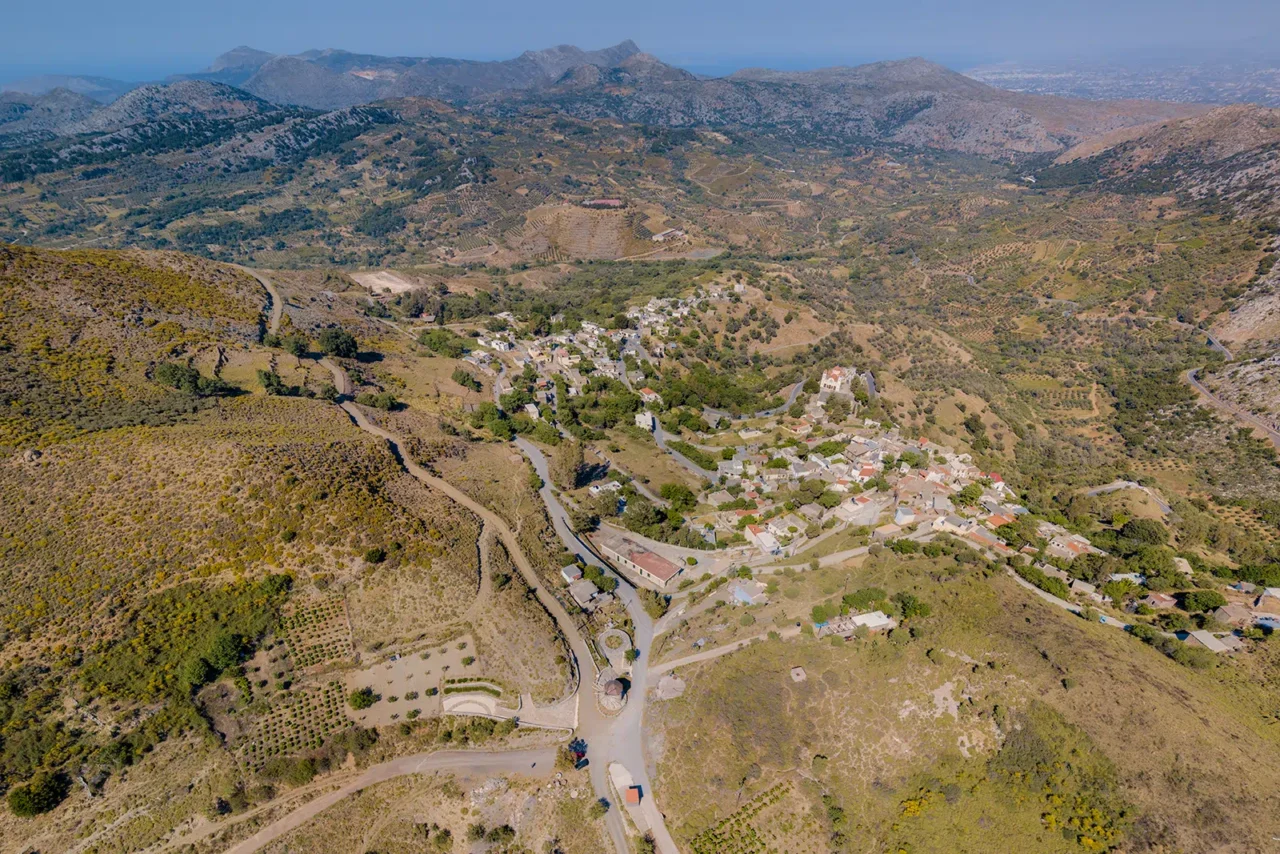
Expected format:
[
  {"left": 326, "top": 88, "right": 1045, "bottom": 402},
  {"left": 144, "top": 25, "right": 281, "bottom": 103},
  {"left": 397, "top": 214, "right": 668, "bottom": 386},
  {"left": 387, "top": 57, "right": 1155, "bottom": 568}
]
[{"left": 2, "top": 33, "right": 1280, "bottom": 854}]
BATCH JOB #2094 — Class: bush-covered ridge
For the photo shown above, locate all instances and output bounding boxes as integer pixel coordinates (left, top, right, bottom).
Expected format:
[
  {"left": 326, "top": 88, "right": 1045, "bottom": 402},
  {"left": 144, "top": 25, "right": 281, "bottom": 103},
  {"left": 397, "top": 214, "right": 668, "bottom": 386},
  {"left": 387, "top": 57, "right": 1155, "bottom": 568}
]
[{"left": 0, "top": 244, "right": 264, "bottom": 449}]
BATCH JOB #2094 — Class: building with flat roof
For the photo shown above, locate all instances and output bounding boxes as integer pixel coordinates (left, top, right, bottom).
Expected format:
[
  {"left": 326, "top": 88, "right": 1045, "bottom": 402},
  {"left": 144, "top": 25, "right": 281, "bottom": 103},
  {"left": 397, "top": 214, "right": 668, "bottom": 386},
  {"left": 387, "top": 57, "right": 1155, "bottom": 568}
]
[{"left": 568, "top": 578, "right": 603, "bottom": 610}]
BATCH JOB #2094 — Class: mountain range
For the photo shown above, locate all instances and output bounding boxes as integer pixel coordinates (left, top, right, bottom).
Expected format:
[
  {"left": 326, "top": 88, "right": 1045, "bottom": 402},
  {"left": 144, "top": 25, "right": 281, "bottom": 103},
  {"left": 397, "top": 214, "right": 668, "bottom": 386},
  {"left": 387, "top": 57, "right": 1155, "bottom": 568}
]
[{"left": 0, "top": 41, "right": 1210, "bottom": 158}]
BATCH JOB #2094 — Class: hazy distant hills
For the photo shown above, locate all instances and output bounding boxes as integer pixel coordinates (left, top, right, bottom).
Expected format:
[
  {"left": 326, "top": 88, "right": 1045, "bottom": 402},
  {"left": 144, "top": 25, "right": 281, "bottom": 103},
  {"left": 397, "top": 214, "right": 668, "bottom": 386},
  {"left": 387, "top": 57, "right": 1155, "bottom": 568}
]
[
  {"left": 728, "top": 57, "right": 995, "bottom": 95},
  {"left": 232, "top": 39, "right": 647, "bottom": 108},
  {"left": 968, "top": 61, "right": 1280, "bottom": 108},
  {"left": 0, "top": 88, "right": 101, "bottom": 142},
  {"left": 0, "top": 74, "right": 137, "bottom": 103},
  {"left": 0, "top": 80, "right": 287, "bottom": 152},
  {"left": 154, "top": 40, "right": 651, "bottom": 110},
  {"left": 499, "top": 54, "right": 1199, "bottom": 156},
  {"left": 0, "top": 40, "right": 1209, "bottom": 158},
  {"left": 63, "top": 80, "right": 275, "bottom": 135}
]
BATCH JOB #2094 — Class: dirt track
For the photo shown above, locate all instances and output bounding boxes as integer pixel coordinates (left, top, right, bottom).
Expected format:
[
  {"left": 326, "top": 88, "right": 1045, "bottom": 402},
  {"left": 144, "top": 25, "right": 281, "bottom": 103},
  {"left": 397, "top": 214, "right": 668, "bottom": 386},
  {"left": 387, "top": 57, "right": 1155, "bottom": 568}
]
[
  {"left": 242, "top": 267, "right": 283, "bottom": 336},
  {"left": 222, "top": 748, "right": 556, "bottom": 854}
]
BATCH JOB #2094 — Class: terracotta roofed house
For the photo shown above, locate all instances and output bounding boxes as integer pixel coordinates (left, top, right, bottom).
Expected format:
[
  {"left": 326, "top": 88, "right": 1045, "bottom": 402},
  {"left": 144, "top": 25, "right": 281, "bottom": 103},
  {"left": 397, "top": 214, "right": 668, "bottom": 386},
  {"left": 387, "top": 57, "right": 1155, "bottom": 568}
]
[
  {"left": 1141, "top": 592, "right": 1177, "bottom": 610},
  {"left": 594, "top": 532, "right": 683, "bottom": 588}
]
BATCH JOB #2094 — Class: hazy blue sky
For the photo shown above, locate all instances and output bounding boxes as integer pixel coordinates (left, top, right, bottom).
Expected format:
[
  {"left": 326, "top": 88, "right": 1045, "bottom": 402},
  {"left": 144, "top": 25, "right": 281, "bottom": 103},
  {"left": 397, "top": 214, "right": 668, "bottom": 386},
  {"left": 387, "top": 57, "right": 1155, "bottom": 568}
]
[{"left": 5, "top": 0, "right": 1279, "bottom": 80}]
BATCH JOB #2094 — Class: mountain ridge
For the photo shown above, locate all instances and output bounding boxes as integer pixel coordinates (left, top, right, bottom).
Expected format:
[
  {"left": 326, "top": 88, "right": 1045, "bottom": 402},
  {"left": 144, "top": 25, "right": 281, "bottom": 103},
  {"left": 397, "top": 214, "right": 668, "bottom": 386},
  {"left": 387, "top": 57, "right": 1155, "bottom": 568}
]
[{"left": 0, "top": 41, "right": 1205, "bottom": 160}]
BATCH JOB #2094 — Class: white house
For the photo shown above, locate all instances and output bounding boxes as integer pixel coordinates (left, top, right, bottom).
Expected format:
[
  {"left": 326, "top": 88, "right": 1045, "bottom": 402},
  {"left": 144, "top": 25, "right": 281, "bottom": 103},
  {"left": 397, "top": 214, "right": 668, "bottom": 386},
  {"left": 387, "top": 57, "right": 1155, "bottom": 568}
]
[
  {"left": 820, "top": 367, "right": 851, "bottom": 394},
  {"left": 819, "top": 610, "right": 898, "bottom": 637},
  {"left": 718, "top": 459, "right": 745, "bottom": 477},
  {"left": 851, "top": 610, "right": 897, "bottom": 631},
  {"left": 766, "top": 514, "right": 806, "bottom": 539},
  {"left": 745, "top": 525, "right": 781, "bottom": 555}
]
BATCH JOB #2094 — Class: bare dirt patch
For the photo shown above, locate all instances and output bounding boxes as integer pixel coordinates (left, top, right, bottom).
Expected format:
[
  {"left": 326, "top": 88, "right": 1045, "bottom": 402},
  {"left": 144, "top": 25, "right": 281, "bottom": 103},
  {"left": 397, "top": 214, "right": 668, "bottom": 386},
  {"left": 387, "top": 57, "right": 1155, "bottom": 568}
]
[{"left": 350, "top": 270, "right": 420, "bottom": 295}]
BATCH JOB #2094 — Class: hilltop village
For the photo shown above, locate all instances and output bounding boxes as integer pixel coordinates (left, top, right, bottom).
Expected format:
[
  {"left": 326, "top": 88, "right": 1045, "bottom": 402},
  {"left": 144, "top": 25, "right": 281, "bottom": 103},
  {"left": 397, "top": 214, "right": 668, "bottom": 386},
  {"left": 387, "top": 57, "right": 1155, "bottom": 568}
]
[{"left": 403, "top": 281, "right": 1279, "bottom": 664}]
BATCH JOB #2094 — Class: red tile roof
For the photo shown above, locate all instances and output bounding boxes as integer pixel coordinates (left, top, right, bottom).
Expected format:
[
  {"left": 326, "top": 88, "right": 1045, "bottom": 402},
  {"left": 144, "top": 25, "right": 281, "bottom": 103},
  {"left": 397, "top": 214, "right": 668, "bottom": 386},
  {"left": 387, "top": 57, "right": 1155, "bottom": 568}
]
[{"left": 630, "top": 549, "right": 681, "bottom": 582}]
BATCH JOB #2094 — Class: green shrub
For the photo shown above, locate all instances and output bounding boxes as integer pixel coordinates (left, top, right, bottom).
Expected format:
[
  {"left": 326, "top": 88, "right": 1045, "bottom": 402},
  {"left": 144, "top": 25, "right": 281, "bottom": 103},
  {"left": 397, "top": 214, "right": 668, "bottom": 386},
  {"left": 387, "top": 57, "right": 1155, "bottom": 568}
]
[
  {"left": 355, "top": 391, "right": 399, "bottom": 410},
  {"left": 154, "top": 362, "right": 238, "bottom": 397},
  {"left": 1014, "top": 564, "right": 1071, "bottom": 600},
  {"left": 1182, "top": 590, "right": 1227, "bottom": 613},
  {"left": 842, "top": 587, "right": 886, "bottom": 610},
  {"left": 260, "top": 757, "right": 316, "bottom": 787},
  {"left": 451, "top": 367, "right": 481, "bottom": 391},
  {"left": 1120, "top": 518, "right": 1169, "bottom": 547},
  {"left": 666, "top": 440, "right": 718, "bottom": 471},
  {"left": 348, "top": 687, "right": 379, "bottom": 709},
  {"left": 278, "top": 333, "right": 309, "bottom": 357},
  {"left": 318, "top": 328, "right": 358, "bottom": 358},
  {"left": 181, "top": 656, "right": 216, "bottom": 688},
  {"left": 640, "top": 589, "right": 670, "bottom": 619},
  {"left": 257, "top": 369, "right": 309, "bottom": 397},
  {"left": 891, "top": 591, "right": 932, "bottom": 620},
  {"left": 7, "top": 773, "right": 70, "bottom": 817},
  {"left": 420, "top": 329, "right": 469, "bottom": 358},
  {"left": 486, "top": 825, "right": 516, "bottom": 844}
]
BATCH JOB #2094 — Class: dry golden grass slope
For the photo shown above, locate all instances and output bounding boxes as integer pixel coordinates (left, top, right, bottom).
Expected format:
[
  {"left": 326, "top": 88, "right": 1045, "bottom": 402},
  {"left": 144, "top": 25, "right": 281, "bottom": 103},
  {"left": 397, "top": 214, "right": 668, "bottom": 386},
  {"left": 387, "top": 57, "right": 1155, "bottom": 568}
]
[
  {"left": 649, "top": 554, "right": 1280, "bottom": 854},
  {"left": 0, "top": 244, "right": 266, "bottom": 450},
  {"left": 0, "top": 397, "right": 482, "bottom": 657}
]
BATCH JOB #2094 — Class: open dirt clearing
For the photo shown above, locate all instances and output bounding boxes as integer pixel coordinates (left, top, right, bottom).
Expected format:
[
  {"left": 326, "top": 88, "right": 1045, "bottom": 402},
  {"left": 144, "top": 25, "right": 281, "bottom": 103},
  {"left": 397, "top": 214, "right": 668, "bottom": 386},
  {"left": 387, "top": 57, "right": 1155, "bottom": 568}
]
[{"left": 350, "top": 271, "right": 420, "bottom": 294}]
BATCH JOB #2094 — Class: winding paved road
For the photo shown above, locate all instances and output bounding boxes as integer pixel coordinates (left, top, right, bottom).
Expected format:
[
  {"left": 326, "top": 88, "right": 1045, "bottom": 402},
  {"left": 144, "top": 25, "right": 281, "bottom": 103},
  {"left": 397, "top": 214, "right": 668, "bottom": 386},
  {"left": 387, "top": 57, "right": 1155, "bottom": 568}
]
[
  {"left": 331, "top": 358, "right": 679, "bottom": 854},
  {"left": 1178, "top": 324, "right": 1280, "bottom": 448},
  {"left": 1085, "top": 313, "right": 1277, "bottom": 447},
  {"left": 226, "top": 288, "right": 657, "bottom": 854},
  {"left": 234, "top": 282, "right": 803, "bottom": 854},
  {"left": 1005, "top": 570, "right": 1131, "bottom": 630},
  {"left": 652, "top": 420, "right": 715, "bottom": 480},
  {"left": 513, "top": 436, "right": 677, "bottom": 854},
  {"left": 1186, "top": 367, "right": 1280, "bottom": 449}
]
